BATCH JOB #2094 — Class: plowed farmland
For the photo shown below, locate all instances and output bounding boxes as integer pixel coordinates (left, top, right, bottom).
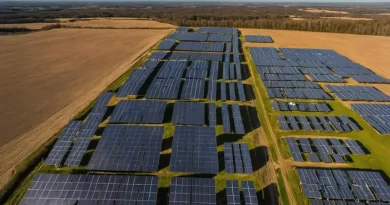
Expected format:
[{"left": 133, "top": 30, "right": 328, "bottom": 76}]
[{"left": 0, "top": 28, "right": 173, "bottom": 189}]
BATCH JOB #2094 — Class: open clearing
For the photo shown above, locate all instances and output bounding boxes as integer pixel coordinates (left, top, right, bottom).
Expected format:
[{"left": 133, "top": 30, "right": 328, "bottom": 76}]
[
  {"left": 299, "top": 8, "right": 350, "bottom": 14},
  {"left": 0, "top": 18, "right": 177, "bottom": 29},
  {"left": 0, "top": 28, "right": 172, "bottom": 189}
]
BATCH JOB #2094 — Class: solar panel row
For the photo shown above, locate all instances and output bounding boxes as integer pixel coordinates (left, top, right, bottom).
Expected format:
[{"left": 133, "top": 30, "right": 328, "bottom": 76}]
[
  {"left": 327, "top": 85, "right": 390, "bottom": 101},
  {"left": 267, "top": 88, "right": 332, "bottom": 100},
  {"left": 20, "top": 174, "right": 158, "bottom": 205},
  {"left": 168, "top": 52, "right": 223, "bottom": 61},
  {"left": 88, "top": 125, "right": 164, "bottom": 172},
  {"left": 117, "top": 66, "right": 156, "bottom": 97},
  {"left": 224, "top": 143, "right": 253, "bottom": 174},
  {"left": 278, "top": 115, "right": 360, "bottom": 132},
  {"left": 170, "top": 126, "right": 219, "bottom": 174},
  {"left": 272, "top": 101, "right": 331, "bottom": 112},
  {"left": 157, "top": 39, "right": 176, "bottom": 50},
  {"left": 297, "top": 168, "right": 390, "bottom": 202},
  {"left": 175, "top": 42, "right": 225, "bottom": 52},
  {"left": 260, "top": 73, "right": 307, "bottom": 81},
  {"left": 245, "top": 35, "right": 274, "bottom": 43},
  {"left": 110, "top": 100, "right": 167, "bottom": 124},
  {"left": 286, "top": 137, "right": 366, "bottom": 163},
  {"left": 351, "top": 103, "right": 390, "bottom": 134}
]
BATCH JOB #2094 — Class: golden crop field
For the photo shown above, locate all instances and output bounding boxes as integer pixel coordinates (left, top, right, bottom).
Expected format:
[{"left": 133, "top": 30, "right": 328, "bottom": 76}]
[{"left": 0, "top": 28, "right": 173, "bottom": 189}]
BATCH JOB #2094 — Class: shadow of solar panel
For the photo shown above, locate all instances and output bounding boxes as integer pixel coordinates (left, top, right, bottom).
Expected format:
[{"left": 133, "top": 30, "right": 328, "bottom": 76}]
[
  {"left": 63, "top": 138, "right": 91, "bottom": 166},
  {"left": 222, "top": 103, "right": 231, "bottom": 133},
  {"left": 226, "top": 180, "right": 240, "bottom": 205},
  {"left": 209, "top": 103, "right": 217, "bottom": 127},
  {"left": 110, "top": 100, "right": 167, "bottom": 124},
  {"left": 180, "top": 79, "right": 205, "bottom": 99},
  {"left": 170, "top": 126, "right": 218, "bottom": 174},
  {"left": 242, "top": 181, "right": 258, "bottom": 205},
  {"left": 88, "top": 125, "right": 164, "bottom": 172},
  {"left": 172, "top": 102, "right": 205, "bottom": 125},
  {"left": 221, "top": 82, "right": 227, "bottom": 101}
]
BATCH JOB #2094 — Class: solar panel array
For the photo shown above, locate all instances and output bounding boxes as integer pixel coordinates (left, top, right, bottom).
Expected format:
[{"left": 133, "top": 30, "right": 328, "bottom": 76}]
[
  {"left": 168, "top": 32, "right": 209, "bottom": 41},
  {"left": 272, "top": 101, "right": 331, "bottom": 112},
  {"left": 109, "top": 100, "right": 167, "bottom": 124},
  {"left": 221, "top": 103, "right": 246, "bottom": 134},
  {"left": 170, "top": 126, "right": 219, "bottom": 174},
  {"left": 351, "top": 103, "right": 390, "bottom": 134},
  {"left": 224, "top": 143, "right": 253, "bottom": 173},
  {"left": 245, "top": 35, "right": 274, "bottom": 43},
  {"left": 117, "top": 63, "right": 158, "bottom": 97},
  {"left": 327, "top": 85, "right": 390, "bottom": 101},
  {"left": 20, "top": 174, "right": 158, "bottom": 205},
  {"left": 168, "top": 52, "right": 223, "bottom": 61},
  {"left": 88, "top": 125, "right": 163, "bottom": 172},
  {"left": 309, "top": 74, "right": 346, "bottom": 83},
  {"left": 226, "top": 180, "right": 258, "bottom": 205},
  {"left": 157, "top": 39, "right": 176, "bottom": 50},
  {"left": 172, "top": 102, "right": 205, "bottom": 125},
  {"left": 169, "top": 177, "right": 216, "bottom": 205},
  {"left": 297, "top": 168, "right": 390, "bottom": 203},
  {"left": 45, "top": 121, "right": 83, "bottom": 166},
  {"left": 267, "top": 87, "right": 332, "bottom": 100},
  {"left": 207, "top": 34, "right": 233, "bottom": 42},
  {"left": 278, "top": 115, "right": 360, "bottom": 132},
  {"left": 286, "top": 137, "right": 366, "bottom": 163},
  {"left": 175, "top": 42, "right": 225, "bottom": 52}
]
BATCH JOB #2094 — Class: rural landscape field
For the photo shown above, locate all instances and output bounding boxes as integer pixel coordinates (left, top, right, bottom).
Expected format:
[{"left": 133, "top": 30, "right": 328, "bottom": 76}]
[{"left": 1, "top": 1, "right": 390, "bottom": 205}]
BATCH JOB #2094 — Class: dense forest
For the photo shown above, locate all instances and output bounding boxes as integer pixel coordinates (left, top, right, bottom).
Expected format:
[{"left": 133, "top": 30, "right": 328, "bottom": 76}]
[{"left": 1, "top": 2, "right": 390, "bottom": 36}]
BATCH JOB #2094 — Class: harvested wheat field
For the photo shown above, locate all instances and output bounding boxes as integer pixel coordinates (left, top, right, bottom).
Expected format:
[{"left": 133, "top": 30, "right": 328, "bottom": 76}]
[
  {"left": 241, "top": 29, "right": 390, "bottom": 79},
  {"left": 0, "top": 22, "right": 54, "bottom": 29},
  {"left": 61, "top": 18, "right": 177, "bottom": 28},
  {"left": 299, "top": 8, "right": 350, "bottom": 14},
  {"left": 0, "top": 28, "right": 172, "bottom": 189},
  {"left": 321, "top": 17, "right": 373, "bottom": 21}
]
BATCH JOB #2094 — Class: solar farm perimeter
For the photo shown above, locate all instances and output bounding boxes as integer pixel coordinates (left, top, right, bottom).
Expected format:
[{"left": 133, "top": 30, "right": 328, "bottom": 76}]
[{"left": 4, "top": 26, "right": 390, "bottom": 205}]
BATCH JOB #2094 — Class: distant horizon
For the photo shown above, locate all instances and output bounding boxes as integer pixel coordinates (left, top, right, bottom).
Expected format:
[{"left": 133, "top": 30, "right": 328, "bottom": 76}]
[{"left": 1, "top": 0, "right": 390, "bottom": 3}]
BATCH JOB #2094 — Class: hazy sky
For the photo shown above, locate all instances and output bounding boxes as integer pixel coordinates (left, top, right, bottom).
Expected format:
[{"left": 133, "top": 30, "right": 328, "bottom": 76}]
[{"left": 3, "top": 0, "right": 390, "bottom": 2}]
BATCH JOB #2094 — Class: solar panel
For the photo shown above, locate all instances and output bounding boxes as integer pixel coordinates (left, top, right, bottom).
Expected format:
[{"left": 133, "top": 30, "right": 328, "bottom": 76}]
[
  {"left": 110, "top": 100, "right": 167, "bottom": 124},
  {"left": 157, "top": 39, "right": 176, "bottom": 50},
  {"left": 223, "top": 63, "right": 229, "bottom": 80},
  {"left": 233, "top": 144, "right": 244, "bottom": 173},
  {"left": 209, "top": 103, "right": 217, "bottom": 127},
  {"left": 242, "top": 181, "right": 258, "bottom": 205},
  {"left": 237, "top": 81, "right": 247, "bottom": 101},
  {"left": 208, "top": 80, "right": 217, "bottom": 100},
  {"left": 226, "top": 180, "right": 240, "bottom": 205},
  {"left": 221, "top": 82, "right": 227, "bottom": 101},
  {"left": 170, "top": 126, "right": 218, "bottom": 174},
  {"left": 169, "top": 177, "right": 216, "bottom": 205},
  {"left": 64, "top": 138, "right": 91, "bottom": 166},
  {"left": 229, "top": 82, "right": 236, "bottom": 101},
  {"left": 240, "top": 144, "right": 253, "bottom": 174},
  {"left": 93, "top": 92, "right": 113, "bottom": 112},
  {"left": 77, "top": 107, "right": 107, "bottom": 138},
  {"left": 181, "top": 79, "right": 205, "bottom": 99},
  {"left": 222, "top": 103, "right": 231, "bottom": 133},
  {"left": 232, "top": 104, "right": 245, "bottom": 134},
  {"left": 327, "top": 85, "right": 390, "bottom": 101},
  {"left": 224, "top": 143, "right": 235, "bottom": 173},
  {"left": 245, "top": 35, "right": 274, "bottom": 43},
  {"left": 117, "top": 68, "right": 156, "bottom": 97},
  {"left": 172, "top": 102, "right": 205, "bottom": 125},
  {"left": 45, "top": 121, "right": 83, "bottom": 165},
  {"left": 88, "top": 125, "right": 164, "bottom": 172},
  {"left": 21, "top": 174, "right": 158, "bottom": 205}
]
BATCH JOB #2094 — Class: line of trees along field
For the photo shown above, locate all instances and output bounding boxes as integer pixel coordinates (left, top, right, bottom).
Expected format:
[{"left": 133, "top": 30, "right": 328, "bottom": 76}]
[{"left": 1, "top": 3, "right": 390, "bottom": 36}]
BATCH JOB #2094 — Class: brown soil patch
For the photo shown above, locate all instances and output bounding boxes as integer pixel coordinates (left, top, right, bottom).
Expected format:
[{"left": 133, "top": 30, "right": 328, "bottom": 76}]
[
  {"left": 321, "top": 17, "right": 373, "bottom": 21},
  {"left": 0, "top": 28, "right": 172, "bottom": 190},
  {"left": 240, "top": 29, "right": 390, "bottom": 80},
  {"left": 299, "top": 8, "right": 349, "bottom": 14},
  {"left": 378, "top": 13, "right": 390, "bottom": 16}
]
